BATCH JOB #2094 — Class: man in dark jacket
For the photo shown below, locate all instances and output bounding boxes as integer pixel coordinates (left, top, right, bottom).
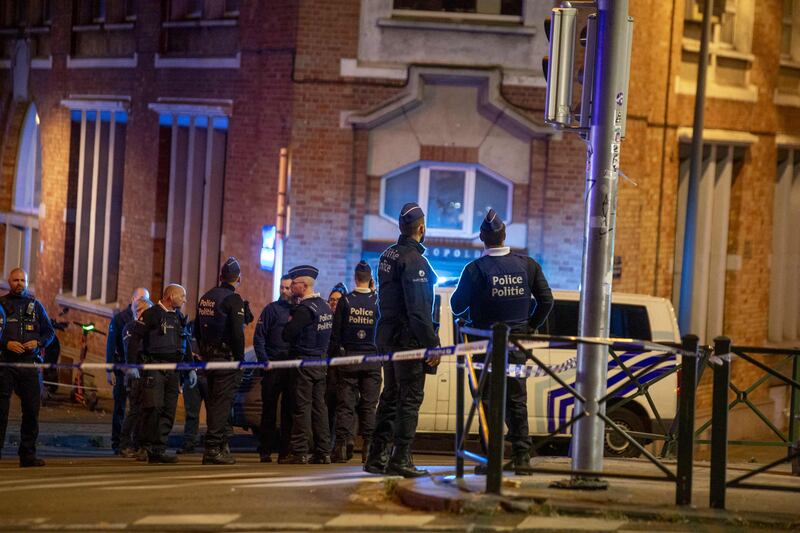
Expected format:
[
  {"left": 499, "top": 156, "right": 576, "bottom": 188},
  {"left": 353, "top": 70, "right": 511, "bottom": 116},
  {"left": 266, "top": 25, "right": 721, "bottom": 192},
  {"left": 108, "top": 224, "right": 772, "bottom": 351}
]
[
  {"left": 0, "top": 268, "right": 55, "bottom": 467},
  {"left": 280, "top": 265, "right": 333, "bottom": 464},
  {"left": 127, "top": 284, "right": 195, "bottom": 464},
  {"left": 106, "top": 287, "right": 150, "bottom": 454},
  {"left": 364, "top": 203, "right": 440, "bottom": 478},
  {"left": 451, "top": 209, "right": 553, "bottom": 475},
  {"left": 254, "top": 274, "right": 293, "bottom": 462}
]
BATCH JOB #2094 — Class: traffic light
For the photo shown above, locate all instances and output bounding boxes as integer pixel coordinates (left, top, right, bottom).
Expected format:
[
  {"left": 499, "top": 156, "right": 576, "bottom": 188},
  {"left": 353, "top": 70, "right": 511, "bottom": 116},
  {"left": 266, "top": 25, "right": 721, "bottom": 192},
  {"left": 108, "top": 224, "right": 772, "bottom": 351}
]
[
  {"left": 544, "top": 7, "right": 577, "bottom": 127},
  {"left": 578, "top": 14, "right": 597, "bottom": 132}
]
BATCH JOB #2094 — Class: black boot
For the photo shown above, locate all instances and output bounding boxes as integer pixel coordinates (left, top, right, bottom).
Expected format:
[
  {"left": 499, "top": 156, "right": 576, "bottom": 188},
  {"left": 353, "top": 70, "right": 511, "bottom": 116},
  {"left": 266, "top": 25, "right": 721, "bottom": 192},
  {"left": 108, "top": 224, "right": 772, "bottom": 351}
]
[
  {"left": 511, "top": 453, "right": 534, "bottom": 476},
  {"left": 346, "top": 440, "right": 354, "bottom": 460},
  {"left": 363, "top": 440, "right": 390, "bottom": 474},
  {"left": 202, "top": 447, "right": 235, "bottom": 465},
  {"left": 19, "top": 456, "right": 45, "bottom": 468},
  {"left": 386, "top": 446, "right": 428, "bottom": 478},
  {"left": 331, "top": 443, "right": 349, "bottom": 463},
  {"left": 361, "top": 439, "right": 371, "bottom": 464}
]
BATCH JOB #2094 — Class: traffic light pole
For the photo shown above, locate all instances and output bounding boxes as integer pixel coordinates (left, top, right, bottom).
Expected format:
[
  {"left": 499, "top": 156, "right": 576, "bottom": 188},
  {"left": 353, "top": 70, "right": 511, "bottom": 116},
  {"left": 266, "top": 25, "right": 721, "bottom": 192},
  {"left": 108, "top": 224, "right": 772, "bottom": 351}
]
[{"left": 570, "top": 0, "right": 630, "bottom": 486}]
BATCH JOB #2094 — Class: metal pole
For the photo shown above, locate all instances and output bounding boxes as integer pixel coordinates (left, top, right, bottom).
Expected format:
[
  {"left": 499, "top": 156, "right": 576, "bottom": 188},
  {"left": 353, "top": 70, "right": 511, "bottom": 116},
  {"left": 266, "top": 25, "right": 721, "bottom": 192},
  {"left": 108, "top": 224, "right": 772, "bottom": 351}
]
[
  {"left": 676, "top": 334, "right": 699, "bottom": 506},
  {"left": 709, "top": 336, "right": 731, "bottom": 510},
  {"left": 790, "top": 354, "right": 799, "bottom": 476},
  {"left": 678, "top": 0, "right": 714, "bottom": 335},
  {"left": 571, "top": 0, "right": 629, "bottom": 484},
  {"left": 486, "top": 323, "right": 509, "bottom": 495},
  {"left": 456, "top": 352, "right": 465, "bottom": 479}
]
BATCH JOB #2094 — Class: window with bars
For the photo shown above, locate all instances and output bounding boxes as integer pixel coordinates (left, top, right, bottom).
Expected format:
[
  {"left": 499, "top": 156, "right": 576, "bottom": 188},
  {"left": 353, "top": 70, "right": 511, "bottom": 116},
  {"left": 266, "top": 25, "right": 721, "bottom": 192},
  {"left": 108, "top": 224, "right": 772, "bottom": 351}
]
[
  {"left": 380, "top": 162, "right": 512, "bottom": 238},
  {"left": 1, "top": 104, "right": 42, "bottom": 286},
  {"left": 71, "top": 0, "right": 137, "bottom": 59},
  {"left": 63, "top": 108, "right": 126, "bottom": 305},
  {"left": 679, "top": 0, "right": 756, "bottom": 100},
  {"left": 155, "top": 113, "right": 228, "bottom": 318}
]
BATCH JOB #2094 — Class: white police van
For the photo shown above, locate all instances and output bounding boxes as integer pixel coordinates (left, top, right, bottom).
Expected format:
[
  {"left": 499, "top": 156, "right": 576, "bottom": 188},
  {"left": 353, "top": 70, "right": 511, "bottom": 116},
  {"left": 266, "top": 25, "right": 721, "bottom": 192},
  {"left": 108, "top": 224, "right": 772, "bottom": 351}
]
[{"left": 416, "top": 287, "right": 681, "bottom": 457}]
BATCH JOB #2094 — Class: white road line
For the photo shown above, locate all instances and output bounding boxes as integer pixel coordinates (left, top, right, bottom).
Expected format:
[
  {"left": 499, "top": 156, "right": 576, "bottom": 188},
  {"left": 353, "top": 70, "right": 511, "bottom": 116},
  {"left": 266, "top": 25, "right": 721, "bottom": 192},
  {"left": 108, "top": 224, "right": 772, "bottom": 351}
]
[
  {"left": 223, "top": 523, "right": 323, "bottom": 531},
  {"left": 244, "top": 477, "right": 388, "bottom": 488},
  {"left": 0, "top": 479, "right": 127, "bottom": 492},
  {"left": 325, "top": 513, "right": 436, "bottom": 528},
  {"left": 134, "top": 513, "right": 240, "bottom": 526},
  {"left": 516, "top": 516, "right": 627, "bottom": 531}
]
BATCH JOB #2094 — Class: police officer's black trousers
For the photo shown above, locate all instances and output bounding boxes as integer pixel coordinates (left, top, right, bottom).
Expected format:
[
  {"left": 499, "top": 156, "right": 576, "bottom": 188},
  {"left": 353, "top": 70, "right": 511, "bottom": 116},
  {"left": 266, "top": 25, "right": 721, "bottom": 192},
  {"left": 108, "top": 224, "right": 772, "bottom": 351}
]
[
  {"left": 204, "top": 368, "right": 241, "bottom": 451},
  {"left": 182, "top": 371, "right": 209, "bottom": 447},
  {"left": 119, "top": 376, "right": 143, "bottom": 450},
  {"left": 0, "top": 366, "right": 40, "bottom": 458},
  {"left": 259, "top": 367, "right": 295, "bottom": 457},
  {"left": 290, "top": 366, "right": 330, "bottom": 456},
  {"left": 372, "top": 355, "right": 426, "bottom": 450},
  {"left": 479, "top": 350, "right": 531, "bottom": 457},
  {"left": 111, "top": 369, "right": 128, "bottom": 450},
  {"left": 140, "top": 369, "right": 180, "bottom": 455},
  {"left": 334, "top": 366, "right": 381, "bottom": 444}
]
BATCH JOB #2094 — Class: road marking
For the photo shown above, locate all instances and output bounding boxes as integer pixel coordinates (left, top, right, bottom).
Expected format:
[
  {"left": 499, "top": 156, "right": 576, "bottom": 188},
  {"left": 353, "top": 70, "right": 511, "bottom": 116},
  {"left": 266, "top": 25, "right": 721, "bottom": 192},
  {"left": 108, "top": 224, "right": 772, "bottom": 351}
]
[
  {"left": 516, "top": 516, "right": 627, "bottom": 531},
  {"left": 245, "top": 477, "right": 387, "bottom": 488},
  {"left": 326, "top": 513, "right": 436, "bottom": 528},
  {"left": 0, "top": 479, "right": 127, "bottom": 492},
  {"left": 223, "top": 523, "right": 323, "bottom": 531},
  {"left": 134, "top": 514, "right": 240, "bottom": 526}
]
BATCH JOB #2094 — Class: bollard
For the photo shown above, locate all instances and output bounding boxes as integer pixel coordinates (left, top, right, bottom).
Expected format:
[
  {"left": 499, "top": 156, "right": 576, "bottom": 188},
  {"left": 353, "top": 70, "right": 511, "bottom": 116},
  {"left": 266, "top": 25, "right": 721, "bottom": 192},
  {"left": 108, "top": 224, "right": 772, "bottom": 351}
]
[
  {"left": 486, "top": 323, "right": 509, "bottom": 495},
  {"left": 676, "top": 334, "right": 699, "bottom": 506},
  {"left": 456, "top": 352, "right": 465, "bottom": 479},
  {"left": 709, "top": 336, "right": 731, "bottom": 510}
]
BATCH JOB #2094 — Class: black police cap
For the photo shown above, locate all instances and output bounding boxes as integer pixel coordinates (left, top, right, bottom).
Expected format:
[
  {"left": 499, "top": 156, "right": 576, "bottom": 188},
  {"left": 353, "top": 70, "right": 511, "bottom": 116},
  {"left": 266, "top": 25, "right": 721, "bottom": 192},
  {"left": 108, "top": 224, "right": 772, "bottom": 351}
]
[
  {"left": 480, "top": 208, "right": 505, "bottom": 233},
  {"left": 221, "top": 257, "right": 241, "bottom": 278},
  {"left": 288, "top": 264, "right": 319, "bottom": 280},
  {"left": 399, "top": 202, "right": 424, "bottom": 226}
]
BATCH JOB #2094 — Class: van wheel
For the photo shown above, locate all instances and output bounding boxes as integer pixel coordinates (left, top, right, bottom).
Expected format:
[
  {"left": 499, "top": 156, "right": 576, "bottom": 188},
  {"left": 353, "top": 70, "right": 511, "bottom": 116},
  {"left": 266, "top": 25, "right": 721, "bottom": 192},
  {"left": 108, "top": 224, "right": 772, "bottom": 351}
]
[{"left": 604, "top": 407, "right": 644, "bottom": 458}]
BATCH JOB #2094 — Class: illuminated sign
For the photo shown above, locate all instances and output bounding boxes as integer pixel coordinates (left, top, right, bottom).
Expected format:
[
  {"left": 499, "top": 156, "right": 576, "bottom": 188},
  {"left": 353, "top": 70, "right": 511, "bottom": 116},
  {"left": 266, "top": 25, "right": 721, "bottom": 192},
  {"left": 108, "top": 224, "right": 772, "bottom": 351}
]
[{"left": 260, "top": 225, "right": 277, "bottom": 271}]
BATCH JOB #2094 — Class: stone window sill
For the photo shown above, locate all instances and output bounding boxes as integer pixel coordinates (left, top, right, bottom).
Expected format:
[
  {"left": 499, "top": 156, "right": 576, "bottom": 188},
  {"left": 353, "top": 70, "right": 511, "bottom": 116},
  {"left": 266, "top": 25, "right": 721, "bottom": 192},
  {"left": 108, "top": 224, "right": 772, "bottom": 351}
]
[
  {"left": 378, "top": 16, "right": 535, "bottom": 36},
  {"left": 55, "top": 293, "right": 118, "bottom": 319},
  {"left": 774, "top": 91, "right": 800, "bottom": 108},
  {"left": 67, "top": 54, "right": 138, "bottom": 69},
  {"left": 154, "top": 52, "right": 241, "bottom": 69},
  {"left": 675, "top": 75, "right": 758, "bottom": 103}
]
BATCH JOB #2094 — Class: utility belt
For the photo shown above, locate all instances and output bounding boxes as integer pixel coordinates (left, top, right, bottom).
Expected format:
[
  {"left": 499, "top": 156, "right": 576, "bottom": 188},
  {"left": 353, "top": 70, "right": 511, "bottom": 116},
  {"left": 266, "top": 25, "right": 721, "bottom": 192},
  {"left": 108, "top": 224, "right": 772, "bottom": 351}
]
[
  {"left": 200, "top": 343, "right": 236, "bottom": 362},
  {"left": 140, "top": 353, "right": 182, "bottom": 365},
  {"left": 0, "top": 350, "right": 42, "bottom": 364}
]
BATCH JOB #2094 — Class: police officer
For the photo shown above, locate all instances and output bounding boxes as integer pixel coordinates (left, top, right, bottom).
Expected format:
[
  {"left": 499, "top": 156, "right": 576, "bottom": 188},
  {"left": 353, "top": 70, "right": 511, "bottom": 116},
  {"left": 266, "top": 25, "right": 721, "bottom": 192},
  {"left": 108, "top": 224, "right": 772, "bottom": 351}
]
[
  {"left": 280, "top": 265, "right": 333, "bottom": 464},
  {"left": 325, "top": 282, "right": 348, "bottom": 450},
  {"left": 364, "top": 203, "right": 440, "bottom": 478},
  {"left": 128, "top": 284, "right": 196, "bottom": 464},
  {"left": 119, "top": 297, "right": 154, "bottom": 460},
  {"left": 450, "top": 209, "right": 553, "bottom": 475},
  {"left": 254, "top": 274, "right": 294, "bottom": 463},
  {"left": 106, "top": 287, "right": 150, "bottom": 454},
  {"left": 0, "top": 268, "right": 54, "bottom": 467},
  {"left": 195, "top": 257, "right": 247, "bottom": 465},
  {"left": 330, "top": 261, "right": 381, "bottom": 463}
]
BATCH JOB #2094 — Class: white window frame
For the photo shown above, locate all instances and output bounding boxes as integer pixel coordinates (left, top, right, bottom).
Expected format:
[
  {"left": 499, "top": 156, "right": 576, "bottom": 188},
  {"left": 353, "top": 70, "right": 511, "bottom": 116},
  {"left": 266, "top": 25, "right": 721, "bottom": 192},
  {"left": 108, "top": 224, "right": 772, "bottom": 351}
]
[
  {"left": 678, "top": 0, "right": 757, "bottom": 102},
  {"left": 776, "top": 0, "right": 800, "bottom": 107},
  {"left": 379, "top": 161, "right": 513, "bottom": 239},
  {"left": 1, "top": 104, "right": 42, "bottom": 288},
  {"left": 391, "top": 0, "right": 524, "bottom": 26}
]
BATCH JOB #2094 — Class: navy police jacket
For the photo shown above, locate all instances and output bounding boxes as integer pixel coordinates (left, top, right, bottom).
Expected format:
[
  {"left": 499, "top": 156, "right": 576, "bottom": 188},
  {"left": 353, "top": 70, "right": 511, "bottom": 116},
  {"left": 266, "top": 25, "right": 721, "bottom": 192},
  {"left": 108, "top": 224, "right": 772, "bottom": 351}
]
[
  {"left": 0, "top": 291, "right": 55, "bottom": 360},
  {"left": 253, "top": 299, "right": 291, "bottom": 362},
  {"left": 106, "top": 306, "right": 134, "bottom": 365},
  {"left": 282, "top": 295, "right": 333, "bottom": 358},
  {"left": 376, "top": 235, "right": 439, "bottom": 350},
  {"left": 330, "top": 288, "right": 378, "bottom": 355},
  {"left": 195, "top": 282, "right": 246, "bottom": 361},
  {"left": 127, "top": 303, "right": 191, "bottom": 364},
  {"left": 451, "top": 247, "right": 554, "bottom": 335}
]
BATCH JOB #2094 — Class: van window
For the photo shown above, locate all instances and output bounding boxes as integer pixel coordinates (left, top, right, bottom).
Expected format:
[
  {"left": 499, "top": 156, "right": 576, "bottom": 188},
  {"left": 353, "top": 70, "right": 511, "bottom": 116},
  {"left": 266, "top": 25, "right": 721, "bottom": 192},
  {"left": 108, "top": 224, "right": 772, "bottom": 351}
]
[{"left": 545, "top": 301, "right": 652, "bottom": 341}]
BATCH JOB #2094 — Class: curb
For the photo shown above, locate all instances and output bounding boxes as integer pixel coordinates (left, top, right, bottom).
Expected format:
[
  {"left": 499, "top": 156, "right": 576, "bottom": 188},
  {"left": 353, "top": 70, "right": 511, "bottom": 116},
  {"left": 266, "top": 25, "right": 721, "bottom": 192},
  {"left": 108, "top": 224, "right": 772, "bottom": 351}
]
[
  {"left": 396, "top": 476, "right": 800, "bottom": 529},
  {"left": 5, "top": 432, "right": 258, "bottom": 450}
]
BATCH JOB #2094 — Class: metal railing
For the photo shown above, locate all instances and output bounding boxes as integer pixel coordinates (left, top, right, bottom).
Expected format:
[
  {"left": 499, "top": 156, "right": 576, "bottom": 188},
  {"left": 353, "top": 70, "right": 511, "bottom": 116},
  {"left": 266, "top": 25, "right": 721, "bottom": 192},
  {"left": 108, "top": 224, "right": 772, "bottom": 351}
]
[
  {"left": 453, "top": 322, "right": 701, "bottom": 503},
  {"left": 706, "top": 337, "right": 800, "bottom": 509}
]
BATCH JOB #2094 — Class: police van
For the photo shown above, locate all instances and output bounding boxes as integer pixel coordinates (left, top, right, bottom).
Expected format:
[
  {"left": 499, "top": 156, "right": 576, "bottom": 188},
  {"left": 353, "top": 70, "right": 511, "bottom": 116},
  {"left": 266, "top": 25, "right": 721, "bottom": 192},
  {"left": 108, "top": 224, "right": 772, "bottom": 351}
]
[{"left": 417, "top": 287, "right": 681, "bottom": 457}]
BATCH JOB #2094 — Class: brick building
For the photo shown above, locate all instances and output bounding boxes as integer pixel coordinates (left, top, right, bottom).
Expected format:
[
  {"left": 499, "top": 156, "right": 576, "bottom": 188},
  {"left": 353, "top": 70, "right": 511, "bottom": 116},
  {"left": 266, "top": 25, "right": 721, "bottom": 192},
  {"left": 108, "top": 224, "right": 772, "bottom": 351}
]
[{"left": 0, "top": 0, "right": 798, "bottom": 423}]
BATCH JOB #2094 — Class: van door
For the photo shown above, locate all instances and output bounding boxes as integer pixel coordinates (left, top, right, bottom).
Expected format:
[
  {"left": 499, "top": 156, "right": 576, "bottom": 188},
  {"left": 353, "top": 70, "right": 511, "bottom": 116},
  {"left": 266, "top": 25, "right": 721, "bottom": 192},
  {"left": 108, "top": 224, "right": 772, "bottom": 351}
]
[{"left": 538, "top": 299, "right": 580, "bottom": 436}]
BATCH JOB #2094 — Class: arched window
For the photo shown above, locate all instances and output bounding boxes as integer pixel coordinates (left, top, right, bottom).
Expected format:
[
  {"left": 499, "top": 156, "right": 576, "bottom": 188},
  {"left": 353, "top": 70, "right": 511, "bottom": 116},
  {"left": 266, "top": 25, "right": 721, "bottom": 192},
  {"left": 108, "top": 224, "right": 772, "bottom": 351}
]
[
  {"left": 2, "top": 104, "right": 42, "bottom": 287},
  {"left": 380, "top": 161, "right": 513, "bottom": 238}
]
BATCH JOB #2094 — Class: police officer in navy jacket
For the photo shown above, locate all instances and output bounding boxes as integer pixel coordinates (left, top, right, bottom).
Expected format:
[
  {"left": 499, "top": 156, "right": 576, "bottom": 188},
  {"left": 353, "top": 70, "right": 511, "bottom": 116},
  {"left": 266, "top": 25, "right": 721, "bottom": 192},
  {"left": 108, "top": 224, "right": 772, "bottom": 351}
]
[
  {"left": 450, "top": 209, "right": 553, "bottom": 475},
  {"left": 280, "top": 265, "right": 334, "bottom": 464},
  {"left": 195, "top": 257, "right": 247, "bottom": 465},
  {"left": 253, "top": 274, "right": 294, "bottom": 462},
  {"left": 364, "top": 203, "right": 441, "bottom": 478},
  {"left": 330, "top": 260, "right": 381, "bottom": 463},
  {"left": 0, "top": 268, "right": 54, "bottom": 467},
  {"left": 128, "top": 284, "right": 195, "bottom": 464}
]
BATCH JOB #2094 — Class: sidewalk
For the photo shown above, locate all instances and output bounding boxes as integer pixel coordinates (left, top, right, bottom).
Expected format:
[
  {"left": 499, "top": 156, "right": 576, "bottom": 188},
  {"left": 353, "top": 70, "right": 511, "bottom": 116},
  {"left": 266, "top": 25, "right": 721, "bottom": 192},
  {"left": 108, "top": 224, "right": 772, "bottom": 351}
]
[{"left": 397, "top": 456, "right": 800, "bottom": 529}]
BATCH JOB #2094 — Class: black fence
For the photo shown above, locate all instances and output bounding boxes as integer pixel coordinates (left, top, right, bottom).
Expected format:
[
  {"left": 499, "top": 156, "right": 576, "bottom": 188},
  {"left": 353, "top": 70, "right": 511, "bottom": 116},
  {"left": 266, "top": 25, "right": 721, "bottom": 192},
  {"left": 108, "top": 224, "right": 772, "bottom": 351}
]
[{"left": 453, "top": 324, "right": 800, "bottom": 508}]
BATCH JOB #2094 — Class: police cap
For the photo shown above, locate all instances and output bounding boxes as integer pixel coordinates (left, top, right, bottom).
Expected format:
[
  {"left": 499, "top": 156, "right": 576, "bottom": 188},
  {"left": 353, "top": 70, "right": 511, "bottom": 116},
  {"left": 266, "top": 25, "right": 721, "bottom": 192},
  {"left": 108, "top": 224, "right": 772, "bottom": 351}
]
[
  {"left": 399, "top": 202, "right": 424, "bottom": 226},
  {"left": 288, "top": 265, "right": 319, "bottom": 280},
  {"left": 480, "top": 208, "right": 505, "bottom": 234},
  {"left": 221, "top": 256, "right": 241, "bottom": 278},
  {"left": 355, "top": 260, "right": 371, "bottom": 275}
]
